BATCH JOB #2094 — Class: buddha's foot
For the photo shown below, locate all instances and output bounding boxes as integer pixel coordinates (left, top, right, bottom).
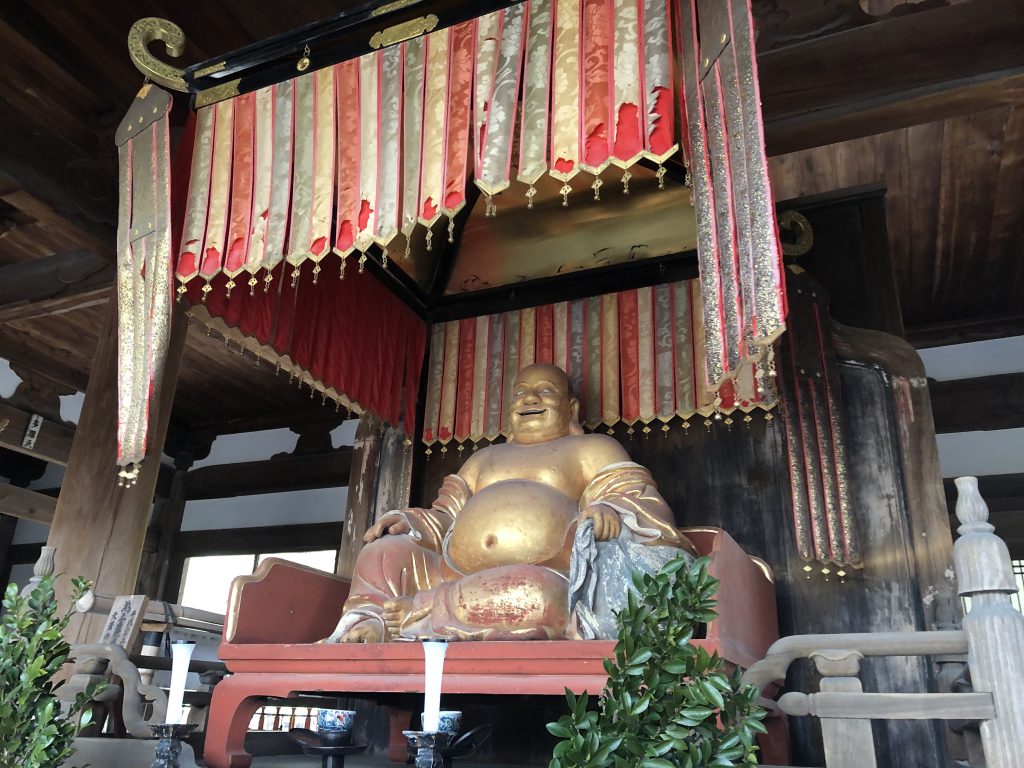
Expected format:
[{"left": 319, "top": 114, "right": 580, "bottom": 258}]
[
  {"left": 382, "top": 596, "right": 414, "bottom": 638},
  {"left": 339, "top": 619, "right": 385, "bottom": 643}
]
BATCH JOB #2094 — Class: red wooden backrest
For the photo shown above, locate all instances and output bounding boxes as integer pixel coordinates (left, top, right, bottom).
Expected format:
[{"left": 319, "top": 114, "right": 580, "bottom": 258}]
[{"left": 223, "top": 557, "right": 351, "bottom": 644}]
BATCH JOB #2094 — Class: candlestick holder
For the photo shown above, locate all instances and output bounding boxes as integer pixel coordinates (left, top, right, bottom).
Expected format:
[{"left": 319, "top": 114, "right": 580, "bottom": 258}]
[
  {"left": 404, "top": 724, "right": 492, "bottom": 768},
  {"left": 150, "top": 723, "right": 197, "bottom": 768},
  {"left": 403, "top": 729, "right": 456, "bottom": 768}
]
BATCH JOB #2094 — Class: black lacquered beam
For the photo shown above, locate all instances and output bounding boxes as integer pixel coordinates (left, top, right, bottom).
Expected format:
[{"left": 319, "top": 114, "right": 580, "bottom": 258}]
[{"left": 186, "top": 0, "right": 524, "bottom": 106}]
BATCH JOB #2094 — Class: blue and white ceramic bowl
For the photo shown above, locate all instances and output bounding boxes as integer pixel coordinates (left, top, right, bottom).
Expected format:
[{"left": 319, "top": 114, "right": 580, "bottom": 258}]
[
  {"left": 317, "top": 708, "right": 357, "bottom": 733},
  {"left": 422, "top": 710, "right": 462, "bottom": 735}
]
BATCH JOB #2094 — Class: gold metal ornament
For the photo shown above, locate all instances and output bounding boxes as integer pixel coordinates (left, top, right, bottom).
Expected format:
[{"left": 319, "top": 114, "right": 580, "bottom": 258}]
[
  {"left": 127, "top": 18, "right": 188, "bottom": 93},
  {"left": 779, "top": 210, "right": 814, "bottom": 258},
  {"left": 372, "top": 0, "right": 423, "bottom": 16},
  {"left": 297, "top": 44, "right": 311, "bottom": 73},
  {"left": 369, "top": 15, "right": 439, "bottom": 49},
  {"left": 194, "top": 79, "right": 241, "bottom": 108}
]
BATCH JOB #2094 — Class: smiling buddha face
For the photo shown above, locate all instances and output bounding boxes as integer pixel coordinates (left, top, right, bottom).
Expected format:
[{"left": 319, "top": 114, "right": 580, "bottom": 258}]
[{"left": 507, "top": 363, "right": 583, "bottom": 445}]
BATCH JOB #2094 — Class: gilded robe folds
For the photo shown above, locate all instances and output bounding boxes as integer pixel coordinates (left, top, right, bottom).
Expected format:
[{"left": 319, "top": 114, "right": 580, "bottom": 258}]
[{"left": 327, "top": 461, "right": 691, "bottom": 641}]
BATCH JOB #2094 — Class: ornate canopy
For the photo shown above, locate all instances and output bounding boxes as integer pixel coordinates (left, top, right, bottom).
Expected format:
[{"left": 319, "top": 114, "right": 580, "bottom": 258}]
[{"left": 115, "top": 0, "right": 787, "bottom": 483}]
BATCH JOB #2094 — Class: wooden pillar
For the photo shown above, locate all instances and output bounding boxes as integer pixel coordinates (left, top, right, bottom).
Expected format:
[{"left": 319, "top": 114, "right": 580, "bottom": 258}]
[
  {"left": 374, "top": 426, "right": 413, "bottom": 521},
  {"left": 46, "top": 301, "right": 187, "bottom": 642},
  {"left": 136, "top": 447, "right": 193, "bottom": 600},
  {"left": 337, "top": 413, "right": 382, "bottom": 579},
  {"left": 0, "top": 513, "right": 17, "bottom": 588},
  {"left": 834, "top": 325, "right": 959, "bottom": 627}
]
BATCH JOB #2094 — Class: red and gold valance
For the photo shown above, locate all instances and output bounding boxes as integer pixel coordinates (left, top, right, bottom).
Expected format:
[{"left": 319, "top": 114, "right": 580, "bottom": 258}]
[
  {"left": 421, "top": 280, "right": 777, "bottom": 448},
  {"left": 175, "top": 0, "right": 686, "bottom": 297}
]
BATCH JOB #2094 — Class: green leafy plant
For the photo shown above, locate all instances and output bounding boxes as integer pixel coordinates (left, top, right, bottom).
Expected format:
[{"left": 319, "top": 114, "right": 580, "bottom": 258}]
[
  {"left": 548, "top": 556, "right": 767, "bottom": 768},
  {"left": 0, "top": 575, "right": 105, "bottom": 767}
]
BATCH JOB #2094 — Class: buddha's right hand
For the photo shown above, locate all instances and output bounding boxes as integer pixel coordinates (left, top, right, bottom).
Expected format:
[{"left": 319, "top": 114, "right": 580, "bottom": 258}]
[{"left": 363, "top": 511, "right": 413, "bottom": 542}]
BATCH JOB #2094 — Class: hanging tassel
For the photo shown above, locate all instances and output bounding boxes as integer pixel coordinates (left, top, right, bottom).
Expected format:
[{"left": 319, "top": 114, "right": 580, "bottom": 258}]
[{"left": 525, "top": 184, "right": 537, "bottom": 209}]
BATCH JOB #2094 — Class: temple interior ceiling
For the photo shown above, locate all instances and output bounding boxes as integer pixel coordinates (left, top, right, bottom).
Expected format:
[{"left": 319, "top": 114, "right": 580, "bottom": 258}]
[{"left": 0, "top": 0, "right": 1021, "bottom": 432}]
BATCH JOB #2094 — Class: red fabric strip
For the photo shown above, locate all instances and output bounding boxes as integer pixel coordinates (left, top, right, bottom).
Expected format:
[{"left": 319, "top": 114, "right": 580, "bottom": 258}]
[
  {"left": 225, "top": 92, "right": 255, "bottom": 274},
  {"left": 535, "top": 303, "right": 554, "bottom": 363},
  {"left": 443, "top": 21, "right": 475, "bottom": 211},
  {"left": 334, "top": 60, "right": 361, "bottom": 253},
  {"left": 454, "top": 317, "right": 477, "bottom": 441},
  {"left": 618, "top": 289, "right": 640, "bottom": 424},
  {"left": 581, "top": 0, "right": 612, "bottom": 170},
  {"left": 171, "top": 110, "right": 197, "bottom": 259}
]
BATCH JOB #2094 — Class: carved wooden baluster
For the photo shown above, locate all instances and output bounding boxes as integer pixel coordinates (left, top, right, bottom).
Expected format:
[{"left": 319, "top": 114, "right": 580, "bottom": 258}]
[
  {"left": 812, "top": 649, "right": 878, "bottom": 768},
  {"left": 954, "top": 476, "right": 1024, "bottom": 768}
]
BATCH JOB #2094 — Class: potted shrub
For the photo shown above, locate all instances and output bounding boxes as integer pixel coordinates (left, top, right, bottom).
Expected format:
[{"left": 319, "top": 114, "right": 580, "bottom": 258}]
[
  {"left": 0, "top": 575, "right": 104, "bottom": 768},
  {"left": 548, "top": 556, "right": 767, "bottom": 768}
]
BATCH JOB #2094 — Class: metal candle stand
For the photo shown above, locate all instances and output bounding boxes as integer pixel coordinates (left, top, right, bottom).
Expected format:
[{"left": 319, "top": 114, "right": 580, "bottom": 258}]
[
  {"left": 289, "top": 728, "right": 367, "bottom": 768},
  {"left": 150, "top": 723, "right": 197, "bottom": 768},
  {"left": 404, "top": 724, "right": 493, "bottom": 768}
]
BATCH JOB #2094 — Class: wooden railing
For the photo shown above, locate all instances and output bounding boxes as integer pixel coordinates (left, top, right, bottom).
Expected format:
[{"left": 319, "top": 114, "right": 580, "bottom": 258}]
[{"left": 743, "top": 476, "right": 1024, "bottom": 768}]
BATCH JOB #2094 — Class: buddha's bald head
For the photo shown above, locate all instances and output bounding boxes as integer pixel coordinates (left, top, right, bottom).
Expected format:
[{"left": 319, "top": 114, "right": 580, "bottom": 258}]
[{"left": 508, "top": 363, "right": 582, "bottom": 444}]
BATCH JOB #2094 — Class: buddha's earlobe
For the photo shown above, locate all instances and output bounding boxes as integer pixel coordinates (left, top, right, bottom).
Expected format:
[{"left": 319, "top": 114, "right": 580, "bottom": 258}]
[{"left": 568, "top": 398, "right": 584, "bottom": 435}]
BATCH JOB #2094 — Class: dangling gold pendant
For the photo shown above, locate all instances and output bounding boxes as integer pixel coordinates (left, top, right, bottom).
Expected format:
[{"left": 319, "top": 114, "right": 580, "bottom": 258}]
[
  {"left": 225, "top": 279, "right": 236, "bottom": 299},
  {"left": 591, "top": 177, "right": 603, "bottom": 201},
  {"left": 656, "top": 165, "right": 667, "bottom": 189},
  {"left": 621, "top": 169, "right": 632, "bottom": 195},
  {"left": 312, "top": 263, "right": 321, "bottom": 284},
  {"left": 263, "top": 272, "right": 274, "bottom": 292},
  {"left": 447, "top": 215, "right": 455, "bottom": 243},
  {"left": 291, "top": 264, "right": 301, "bottom": 288},
  {"left": 176, "top": 283, "right": 187, "bottom": 302},
  {"left": 525, "top": 184, "right": 537, "bottom": 210},
  {"left": 560, "top": 182, "right": 572, "bottom": 207},
  {"left": 382, "top": 250, "right": 389, "bottom": 269},
  {"left": 358, "top": 253, "right": 367, "bottom": 273},
  {"left": 426, "top": 228, "right": 434, "bottom": 252},
  {"left": 248, "top": 276, "right": 258, "bottom": 296},
  {"left": 201, "top": 281, "right": 212, "bottom": 302}
]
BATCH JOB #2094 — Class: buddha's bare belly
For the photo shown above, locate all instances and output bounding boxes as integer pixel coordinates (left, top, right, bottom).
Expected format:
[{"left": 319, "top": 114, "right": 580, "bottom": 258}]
[{"left": 447, "top": 479, "right": 577, "bottom": 575}]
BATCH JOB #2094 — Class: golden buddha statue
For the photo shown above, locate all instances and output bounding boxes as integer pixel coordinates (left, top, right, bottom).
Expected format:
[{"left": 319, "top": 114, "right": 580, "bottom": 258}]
[{"left": 326, "top": 363, "right": 697, "bottom": 643}]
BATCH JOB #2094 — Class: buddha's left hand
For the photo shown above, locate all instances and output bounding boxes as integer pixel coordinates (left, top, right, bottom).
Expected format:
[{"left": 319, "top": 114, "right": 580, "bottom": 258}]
[{"left": 579, "top": 504, "right": 621, "bottom": 542}]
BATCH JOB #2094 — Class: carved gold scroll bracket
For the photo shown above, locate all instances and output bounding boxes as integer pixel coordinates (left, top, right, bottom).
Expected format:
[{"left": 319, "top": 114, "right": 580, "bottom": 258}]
[{"left": 127, "top": 17, "right": 189, "bottom": 93}]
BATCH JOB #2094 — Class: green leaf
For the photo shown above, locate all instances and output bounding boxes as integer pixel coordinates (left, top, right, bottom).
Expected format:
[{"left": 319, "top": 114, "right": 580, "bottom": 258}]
[
  {"left": 639, "top": 759, "right": 675, "bottom": 768},
  {"left": 547, "top": 722, "right": 573, "bottom": 739}
]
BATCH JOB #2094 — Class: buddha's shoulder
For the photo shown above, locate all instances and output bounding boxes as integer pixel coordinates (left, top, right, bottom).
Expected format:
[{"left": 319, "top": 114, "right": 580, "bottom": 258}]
[{"left": 570, "top": 433, "right": 632, "bottom": 463}]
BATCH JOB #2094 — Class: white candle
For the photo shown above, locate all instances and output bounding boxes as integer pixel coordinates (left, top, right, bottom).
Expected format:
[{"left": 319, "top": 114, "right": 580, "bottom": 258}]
[
  {"left": 165, "top": 640, "right": 196, "bottom": 725},
  {"left": 421, "top": 639, "right": 448, "bottom": 732}
]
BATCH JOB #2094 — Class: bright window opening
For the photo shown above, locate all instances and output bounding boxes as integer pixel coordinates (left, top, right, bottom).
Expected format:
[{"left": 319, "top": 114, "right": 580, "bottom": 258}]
[{"left": 179, "top": 550, "right": 337, "bottom": 614}]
